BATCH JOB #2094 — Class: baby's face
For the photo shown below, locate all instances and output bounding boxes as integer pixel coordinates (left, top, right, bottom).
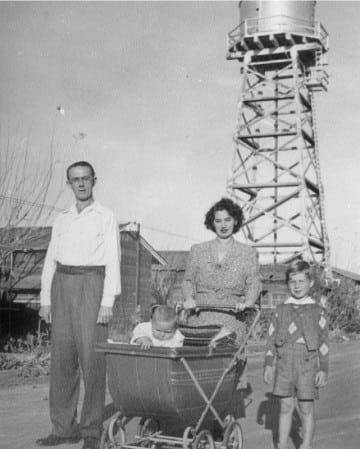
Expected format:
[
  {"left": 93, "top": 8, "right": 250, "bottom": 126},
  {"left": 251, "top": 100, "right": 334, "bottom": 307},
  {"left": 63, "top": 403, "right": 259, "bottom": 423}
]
[{"left": 152, "top": 319, "right": 176, "bottom": 341}]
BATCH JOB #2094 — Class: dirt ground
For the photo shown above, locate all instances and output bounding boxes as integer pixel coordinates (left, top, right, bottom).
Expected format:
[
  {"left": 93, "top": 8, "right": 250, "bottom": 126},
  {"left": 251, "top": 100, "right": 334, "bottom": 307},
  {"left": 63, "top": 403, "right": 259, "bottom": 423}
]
[{"left": 0, "top": 341, "right": 359, "bottom": 449}]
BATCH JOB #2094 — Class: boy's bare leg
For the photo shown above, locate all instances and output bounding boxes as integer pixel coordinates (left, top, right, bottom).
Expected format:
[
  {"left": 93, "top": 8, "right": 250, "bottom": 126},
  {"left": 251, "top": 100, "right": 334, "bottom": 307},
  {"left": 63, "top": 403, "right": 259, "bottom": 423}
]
[
  {"left": 278, "top": 397, "right": 295, "bottom": 449},
  {"left": 298, "top": 400, "right": 315, "bottom": 448}
]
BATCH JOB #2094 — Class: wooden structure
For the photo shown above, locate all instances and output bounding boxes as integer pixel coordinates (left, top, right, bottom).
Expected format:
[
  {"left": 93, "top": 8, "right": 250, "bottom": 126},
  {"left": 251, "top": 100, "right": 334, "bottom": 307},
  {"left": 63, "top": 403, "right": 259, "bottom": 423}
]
[
  {"left": 0, "top": 225, "right": 166, "bottom": 338},
  {"left": 153, "top": 251, "right": 360, "bottom": 310},
  {"left": 226, "top": 1, "right": 331, "bottom": 277},
  {"left": 152, "top": 251, "right": 288, "bottom": 309}
]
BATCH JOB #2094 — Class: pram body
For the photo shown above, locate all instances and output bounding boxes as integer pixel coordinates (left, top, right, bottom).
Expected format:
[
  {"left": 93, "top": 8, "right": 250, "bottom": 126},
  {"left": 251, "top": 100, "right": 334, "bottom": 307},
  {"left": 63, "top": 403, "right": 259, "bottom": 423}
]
[
  {"left": 96, "top": 343, "right": 239, "bottom": 431},
  {"left": 96, "top": 305, "right": 261, "bottom": 449}
]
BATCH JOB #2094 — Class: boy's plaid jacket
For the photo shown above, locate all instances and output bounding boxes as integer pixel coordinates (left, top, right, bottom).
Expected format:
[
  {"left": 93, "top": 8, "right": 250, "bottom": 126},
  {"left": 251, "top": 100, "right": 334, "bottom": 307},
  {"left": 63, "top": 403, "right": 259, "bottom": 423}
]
[{"left": 264, "top": 302, "right": 329, "bottom": 373}]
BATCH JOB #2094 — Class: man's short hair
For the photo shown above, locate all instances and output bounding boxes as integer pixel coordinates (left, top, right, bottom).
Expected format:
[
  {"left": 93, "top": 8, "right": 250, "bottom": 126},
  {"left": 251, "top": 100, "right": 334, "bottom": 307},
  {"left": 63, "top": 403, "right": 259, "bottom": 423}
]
[{"left": 66, "top": 161, "right": 96, "bottom": 180}]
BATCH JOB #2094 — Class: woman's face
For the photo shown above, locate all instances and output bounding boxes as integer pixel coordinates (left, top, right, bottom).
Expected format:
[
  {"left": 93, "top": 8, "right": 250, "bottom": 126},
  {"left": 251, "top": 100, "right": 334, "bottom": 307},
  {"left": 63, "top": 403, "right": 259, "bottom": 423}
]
[{"left": 213, "top": 209, "right": 236, "bottom": 239}]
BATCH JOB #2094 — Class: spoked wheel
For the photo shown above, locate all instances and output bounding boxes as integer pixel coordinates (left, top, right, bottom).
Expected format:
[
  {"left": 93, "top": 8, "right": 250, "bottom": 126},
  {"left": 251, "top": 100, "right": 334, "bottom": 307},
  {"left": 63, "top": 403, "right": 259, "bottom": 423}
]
[
  {"left": 222, "top": 421, "right": 243, "bottom": 449},
  {"left": 193, "top": 430, "right": 215, "bottom": 449},
  {"left": 137, "top": 418, "right": 160, "bottom": 447},
  {"left": 182, "top": 426, "right": 196, "bottom": 449},
  {"left": 138, "top": 417, "right": 160, "bottom": 437},
  {"left": 100, "top": 412, "right": 127, "bottom": 449}
]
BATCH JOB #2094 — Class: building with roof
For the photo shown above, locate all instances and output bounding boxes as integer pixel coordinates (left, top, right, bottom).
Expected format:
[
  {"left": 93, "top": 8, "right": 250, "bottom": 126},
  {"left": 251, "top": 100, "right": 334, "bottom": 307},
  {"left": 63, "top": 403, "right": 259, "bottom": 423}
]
[
  {"left": 0, "top": 225, "right": 166, "bottom": 338},
  {"left": 152, "top": 251, "right": 360, "bottom": 309}
]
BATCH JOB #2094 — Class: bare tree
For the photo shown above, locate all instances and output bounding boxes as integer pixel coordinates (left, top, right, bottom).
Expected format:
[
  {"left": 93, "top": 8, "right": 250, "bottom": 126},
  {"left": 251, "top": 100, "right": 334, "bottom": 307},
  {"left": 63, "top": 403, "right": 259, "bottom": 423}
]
[
  {"left": 0, "top": 129, "right": 63, "bottom": 298},
  {"left": 151, "top": 269, "right": 177, "bottom": 305}
]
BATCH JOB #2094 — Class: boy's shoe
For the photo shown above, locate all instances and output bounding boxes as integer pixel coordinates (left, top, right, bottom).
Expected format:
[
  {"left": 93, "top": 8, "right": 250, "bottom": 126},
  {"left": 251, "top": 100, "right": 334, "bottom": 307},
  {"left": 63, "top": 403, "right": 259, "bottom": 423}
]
[
  {"left": 36, "top": 434, "right": 81, "bottom": 446},
  {"left": 82, "top": 437, "right": 100, "bottom": 449}
]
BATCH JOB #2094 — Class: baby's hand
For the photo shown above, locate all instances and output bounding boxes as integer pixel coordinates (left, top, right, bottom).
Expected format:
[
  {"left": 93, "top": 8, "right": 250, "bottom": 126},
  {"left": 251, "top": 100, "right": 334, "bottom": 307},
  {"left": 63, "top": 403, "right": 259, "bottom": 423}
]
[
  {"left": 264, "top": 365, "right": 273, "bottom": 384},
  {"left": 315, "top": 370, "right": 328, "bottom": 388},
  {"left": 136, "top": 337, "right": 152, "bottom": 350}
]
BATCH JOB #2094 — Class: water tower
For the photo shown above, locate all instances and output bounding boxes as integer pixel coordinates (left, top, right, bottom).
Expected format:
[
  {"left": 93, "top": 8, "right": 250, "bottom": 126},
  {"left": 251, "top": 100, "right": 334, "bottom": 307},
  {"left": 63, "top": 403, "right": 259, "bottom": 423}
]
[{"left": 226, "top": 0, "right": 331, "bottom": 275}]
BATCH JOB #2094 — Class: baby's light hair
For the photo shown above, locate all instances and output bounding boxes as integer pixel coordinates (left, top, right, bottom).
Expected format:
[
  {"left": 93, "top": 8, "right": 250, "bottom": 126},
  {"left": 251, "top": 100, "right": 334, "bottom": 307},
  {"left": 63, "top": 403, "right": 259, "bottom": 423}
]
[
  {"left": 286, "top": 259, "right": 313, "bottom": 283},
  {"left": 151, "top": 305, "right": 177, "bottom": 326}
]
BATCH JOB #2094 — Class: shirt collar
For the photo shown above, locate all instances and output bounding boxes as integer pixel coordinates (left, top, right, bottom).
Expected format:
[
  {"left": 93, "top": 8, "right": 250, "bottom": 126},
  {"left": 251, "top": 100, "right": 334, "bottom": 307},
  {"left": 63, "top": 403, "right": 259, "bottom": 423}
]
[
  {"left": 284, "top": 296, "right": 316, "bottom": 305},
  {"left": 68, "top": 200, "right": 100, "bottom": 216}
]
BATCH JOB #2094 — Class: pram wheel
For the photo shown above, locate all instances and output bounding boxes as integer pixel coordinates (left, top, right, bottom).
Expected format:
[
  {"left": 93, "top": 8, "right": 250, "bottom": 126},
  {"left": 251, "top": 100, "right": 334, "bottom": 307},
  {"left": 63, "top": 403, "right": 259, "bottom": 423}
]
[
  {"left": 100, "top": 412, "right": 126, "bottom": 449},
  {"left": 193, "top": 430, "right": 215, "bottom": 449},
  {"left": 138, "top": 418, "right": 160, "bottom": 440},
  {"left": 223, "top": 421, "right": 243, "bottom": 449},
  {"left": 182, "top": 426, "right": 196, "bottom": 449}
]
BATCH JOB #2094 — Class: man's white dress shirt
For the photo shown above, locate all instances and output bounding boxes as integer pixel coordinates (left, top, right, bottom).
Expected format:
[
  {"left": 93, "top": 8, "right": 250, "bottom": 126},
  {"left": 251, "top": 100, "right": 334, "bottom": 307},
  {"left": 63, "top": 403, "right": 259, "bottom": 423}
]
[{"left": 40, "top": 201, "right": 121, "bottom": 307}]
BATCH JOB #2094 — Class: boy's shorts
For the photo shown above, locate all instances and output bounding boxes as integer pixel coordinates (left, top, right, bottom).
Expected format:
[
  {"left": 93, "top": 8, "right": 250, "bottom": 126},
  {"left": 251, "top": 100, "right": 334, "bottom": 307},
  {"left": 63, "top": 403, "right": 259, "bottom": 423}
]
[{"left": 273, "top": 343, "right": 319, "bottom": 400}]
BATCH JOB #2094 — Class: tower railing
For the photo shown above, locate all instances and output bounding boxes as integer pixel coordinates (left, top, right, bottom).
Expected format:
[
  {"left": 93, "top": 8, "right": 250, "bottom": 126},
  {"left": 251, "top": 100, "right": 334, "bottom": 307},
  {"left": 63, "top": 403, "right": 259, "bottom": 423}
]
[{"left": 228, "top": 15, "right": 329, "bottom": 51}]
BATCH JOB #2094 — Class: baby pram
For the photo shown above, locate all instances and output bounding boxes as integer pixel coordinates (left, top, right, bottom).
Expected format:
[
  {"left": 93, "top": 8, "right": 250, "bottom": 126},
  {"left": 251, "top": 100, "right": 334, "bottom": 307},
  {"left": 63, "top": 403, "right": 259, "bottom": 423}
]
[{"left": 96, "top": 305, "right": 261, "bottom": 449}]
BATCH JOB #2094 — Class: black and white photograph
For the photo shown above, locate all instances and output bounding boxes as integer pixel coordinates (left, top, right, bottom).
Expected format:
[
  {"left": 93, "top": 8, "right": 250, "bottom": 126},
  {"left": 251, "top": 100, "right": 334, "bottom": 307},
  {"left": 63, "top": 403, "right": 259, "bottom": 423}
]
[{"left": 0, "top": 2, "right": 359, "bottom": 449}]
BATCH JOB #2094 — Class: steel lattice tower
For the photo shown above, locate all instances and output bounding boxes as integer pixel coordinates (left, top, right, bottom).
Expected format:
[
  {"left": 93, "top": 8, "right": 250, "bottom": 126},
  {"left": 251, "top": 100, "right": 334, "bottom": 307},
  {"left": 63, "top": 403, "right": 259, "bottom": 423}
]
[{"left": 226, "top": 1, "right": 331, "bottom": 275}]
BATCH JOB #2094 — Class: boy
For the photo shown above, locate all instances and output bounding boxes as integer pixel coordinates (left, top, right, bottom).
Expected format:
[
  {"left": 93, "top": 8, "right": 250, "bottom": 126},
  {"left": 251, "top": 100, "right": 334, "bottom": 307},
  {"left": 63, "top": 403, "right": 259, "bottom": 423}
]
[
  {"left": 131, "top": 305, "right": 184, "bottom": 349},
  {"left": 264, "top": 260, "right": 329, "bottom": 449}
]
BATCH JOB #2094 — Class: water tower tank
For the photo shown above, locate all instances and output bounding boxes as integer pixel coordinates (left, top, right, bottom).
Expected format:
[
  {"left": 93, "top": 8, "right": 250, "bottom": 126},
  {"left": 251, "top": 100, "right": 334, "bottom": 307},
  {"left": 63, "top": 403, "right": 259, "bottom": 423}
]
[{"left": 239, "top": 0, "right": 316, "bottom": 37}]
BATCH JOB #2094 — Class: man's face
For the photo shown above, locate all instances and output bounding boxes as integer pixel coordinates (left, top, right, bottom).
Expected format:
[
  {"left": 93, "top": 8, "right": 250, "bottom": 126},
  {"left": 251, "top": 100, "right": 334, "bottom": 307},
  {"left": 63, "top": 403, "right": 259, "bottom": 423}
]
[{"left": 67, "top": 165, "right": 96, "bottom": 202}]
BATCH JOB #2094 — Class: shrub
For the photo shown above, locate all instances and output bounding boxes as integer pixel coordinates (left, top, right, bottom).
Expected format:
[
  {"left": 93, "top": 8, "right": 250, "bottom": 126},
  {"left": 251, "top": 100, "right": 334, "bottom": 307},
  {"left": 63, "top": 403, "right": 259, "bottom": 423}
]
[
  {"left": 2, "top": 330, "right": 50, "bottom": 353},
  {"left": 326, "top": 278, "right": 360, "bottom": 333},
  {"left": 0, "top": 330, "right": 51, "bottom": 379}
]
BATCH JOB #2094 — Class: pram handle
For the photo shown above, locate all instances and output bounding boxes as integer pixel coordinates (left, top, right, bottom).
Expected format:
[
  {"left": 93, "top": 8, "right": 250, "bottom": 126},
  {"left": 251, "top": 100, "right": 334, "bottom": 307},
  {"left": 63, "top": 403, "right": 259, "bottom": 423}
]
[
  {"left": 196, "top": 304, "right": 259, "bottom": 311},
  {"left": 176, "top": 303, "right": 259, "bottom": 314}
]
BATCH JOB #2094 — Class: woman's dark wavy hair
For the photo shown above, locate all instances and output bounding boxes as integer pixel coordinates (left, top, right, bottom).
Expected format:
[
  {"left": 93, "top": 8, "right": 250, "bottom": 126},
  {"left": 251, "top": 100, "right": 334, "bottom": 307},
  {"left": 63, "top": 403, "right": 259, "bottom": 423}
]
[{"left": 204, "top": 198, "right": 244, "bottom": 234}]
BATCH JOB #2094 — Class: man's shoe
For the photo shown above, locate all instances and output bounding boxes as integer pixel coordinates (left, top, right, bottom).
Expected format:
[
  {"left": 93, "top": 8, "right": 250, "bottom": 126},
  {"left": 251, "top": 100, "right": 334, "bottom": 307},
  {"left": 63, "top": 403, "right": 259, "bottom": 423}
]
[
  {"left": 36, "top": 434, "right": 81, "bottom": 446},
  {"left": 82, "top": 437, "right": 100, "bottom": 449}
]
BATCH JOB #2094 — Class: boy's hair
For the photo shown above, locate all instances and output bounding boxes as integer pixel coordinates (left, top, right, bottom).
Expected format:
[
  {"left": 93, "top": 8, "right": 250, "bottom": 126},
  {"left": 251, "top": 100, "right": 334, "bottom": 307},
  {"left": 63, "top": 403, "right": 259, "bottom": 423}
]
[
  {"left": 151, "top": 305, "right": 177, "bottom": 326},
  {"left": 286, "top": 259, "right": 313, "bottom": 283}
]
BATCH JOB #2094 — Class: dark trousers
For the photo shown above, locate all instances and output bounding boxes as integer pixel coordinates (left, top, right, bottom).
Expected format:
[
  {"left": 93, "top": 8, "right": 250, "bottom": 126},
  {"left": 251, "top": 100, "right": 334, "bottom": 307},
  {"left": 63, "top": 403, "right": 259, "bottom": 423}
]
[{"left": 49, "top": 264, "right": 107, "bottom": 439}]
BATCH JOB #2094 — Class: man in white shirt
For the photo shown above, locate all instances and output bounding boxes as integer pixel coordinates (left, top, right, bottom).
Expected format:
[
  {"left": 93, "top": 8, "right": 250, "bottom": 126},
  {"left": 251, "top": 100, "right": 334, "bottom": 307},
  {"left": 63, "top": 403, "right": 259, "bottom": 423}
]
[{"left": 36, "top": 161, "right": 121, "bottom": 449}]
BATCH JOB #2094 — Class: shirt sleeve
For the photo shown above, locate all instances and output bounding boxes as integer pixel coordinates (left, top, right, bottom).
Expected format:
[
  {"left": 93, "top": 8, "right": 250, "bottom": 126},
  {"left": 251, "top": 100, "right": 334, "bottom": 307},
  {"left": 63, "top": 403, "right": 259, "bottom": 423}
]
[
  {"left": 244, "top": 248, "right": 262, "bottom": 306},
  {"left": 318, "top": 307, "right": 329, "bottom": 373},
  {"left": 40, "top": 222, "right": 59, "bottom": 306},
  {"left": 130, "top": 322, "right": 150, "bottom": 344},
  {"left": 101, "top": 211, "right": 121, "bottom": 308},
  {"left": 182, "top": 245, "right": 197, "bottom": 302},
  {"left": 173, "top": 329, "right": 185, "bottom": 347},
  {"left": 264, "top": 310, "right": 279, "bottom": 368}
]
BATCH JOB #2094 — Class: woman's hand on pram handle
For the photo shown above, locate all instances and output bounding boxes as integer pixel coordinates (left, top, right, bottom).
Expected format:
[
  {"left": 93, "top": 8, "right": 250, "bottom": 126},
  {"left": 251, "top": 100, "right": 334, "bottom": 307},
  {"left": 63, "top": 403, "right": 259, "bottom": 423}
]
[
  {"left": 177, "top": 300, "right": 197, "bottom": 324},
  {"left": 182, "top": 299, "right": 197, "bottom": 309},
  {"left": 235, "top": 302, "right": 258, "bottom": 312}
]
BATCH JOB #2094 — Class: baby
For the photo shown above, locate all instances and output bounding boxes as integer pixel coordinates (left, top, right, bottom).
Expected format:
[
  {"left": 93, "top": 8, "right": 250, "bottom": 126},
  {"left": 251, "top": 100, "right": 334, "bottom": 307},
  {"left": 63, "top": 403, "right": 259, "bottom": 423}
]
[{"left": 131, "top": 305, "right": 184, "bottom": 349}]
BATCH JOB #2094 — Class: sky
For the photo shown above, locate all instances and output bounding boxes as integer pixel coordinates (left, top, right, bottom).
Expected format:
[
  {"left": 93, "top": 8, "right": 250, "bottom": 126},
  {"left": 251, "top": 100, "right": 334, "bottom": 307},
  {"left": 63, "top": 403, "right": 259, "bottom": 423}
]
[{"left": 0, "top": 1, "right": 360, "bottom": 272}]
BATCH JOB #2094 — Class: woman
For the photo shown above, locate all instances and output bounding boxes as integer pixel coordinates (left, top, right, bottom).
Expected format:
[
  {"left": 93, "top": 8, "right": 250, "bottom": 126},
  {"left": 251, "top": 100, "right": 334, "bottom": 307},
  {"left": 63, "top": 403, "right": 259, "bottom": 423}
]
[{"left": 182, "top": 197, "right": 262, "bottom": 344}]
